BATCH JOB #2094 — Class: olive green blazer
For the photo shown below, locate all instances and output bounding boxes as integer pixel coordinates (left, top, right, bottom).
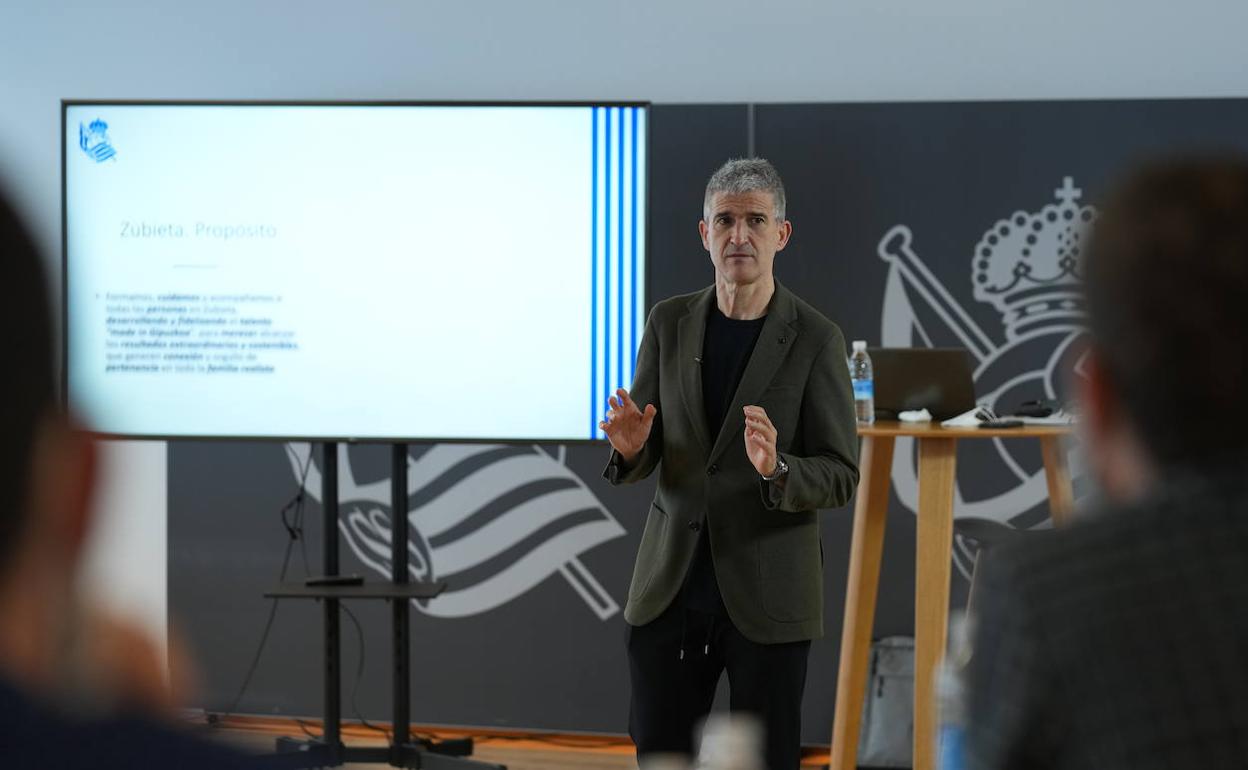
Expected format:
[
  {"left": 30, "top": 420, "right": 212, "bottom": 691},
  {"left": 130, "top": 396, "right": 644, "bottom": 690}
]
[{"left": 604, "top": 282, "right": 859, "bottom": 644}]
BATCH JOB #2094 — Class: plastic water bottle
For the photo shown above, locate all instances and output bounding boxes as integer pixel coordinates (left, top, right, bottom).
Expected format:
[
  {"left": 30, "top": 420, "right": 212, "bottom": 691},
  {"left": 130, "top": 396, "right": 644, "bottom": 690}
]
[
  {"left": 937, "top": 612, "right": 972, "bottom": 770},
  {"left": 695, "top": 714, "right": 764, "bottom": 770},
  {"left": 849, "top": 340, "right": 875, "bottom": 425},
  {"left": 937, "top": 663, "right": 967, "bottom": 770}
]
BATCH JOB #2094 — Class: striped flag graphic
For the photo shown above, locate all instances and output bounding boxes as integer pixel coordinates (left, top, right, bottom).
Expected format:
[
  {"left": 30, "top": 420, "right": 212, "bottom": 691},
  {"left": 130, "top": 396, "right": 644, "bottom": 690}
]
[{"left": 284, "top": 443, "right": 624, "bottom": 619}]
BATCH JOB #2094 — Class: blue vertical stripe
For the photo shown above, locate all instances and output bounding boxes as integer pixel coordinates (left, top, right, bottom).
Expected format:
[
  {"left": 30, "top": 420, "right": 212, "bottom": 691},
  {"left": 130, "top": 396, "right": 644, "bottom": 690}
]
[
  {"left": 590, "top": 108, "right": 599, "bottom": 438},
  {"left": 604, "top": 109, "right": 613, "bottom": 404},
  {"left": 630, "top": 108, "right": 639, "bottom": 385},
  {"left": 616, "top": 108, "right": 624, "bottom": 399}
]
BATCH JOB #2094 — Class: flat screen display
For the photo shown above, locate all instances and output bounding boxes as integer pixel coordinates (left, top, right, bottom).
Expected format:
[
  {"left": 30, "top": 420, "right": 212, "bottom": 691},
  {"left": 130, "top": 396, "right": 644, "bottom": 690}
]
[{"left": 64, "top": 102, "right": 646, "bottom": 441}]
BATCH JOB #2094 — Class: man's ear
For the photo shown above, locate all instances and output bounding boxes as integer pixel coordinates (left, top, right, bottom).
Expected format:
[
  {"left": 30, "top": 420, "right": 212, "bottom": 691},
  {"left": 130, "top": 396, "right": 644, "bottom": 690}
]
[
  {"left": 698, "top": 219, "right": 710, "bottom": 251},
  {"left": 1077, "top": 348, "right": 1116, "bottom": 443},
  {"left": 776, "top": 220, "right": 793, "bottom": 251},
  {"left": 1077, "top": 347, "right": 1156, "bottom": 499},
  {"left": 27, "top": 417, "right": 98, "bottom": 562}
]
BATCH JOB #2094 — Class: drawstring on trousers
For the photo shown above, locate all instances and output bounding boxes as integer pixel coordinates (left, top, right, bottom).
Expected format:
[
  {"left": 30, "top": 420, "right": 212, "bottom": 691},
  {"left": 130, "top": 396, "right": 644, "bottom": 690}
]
[
  {"left": 678, "top": 608, "right": 716, "bottom": 661},
  {"left": 679, "top": 608, "right": 689, "bottom": 661}
]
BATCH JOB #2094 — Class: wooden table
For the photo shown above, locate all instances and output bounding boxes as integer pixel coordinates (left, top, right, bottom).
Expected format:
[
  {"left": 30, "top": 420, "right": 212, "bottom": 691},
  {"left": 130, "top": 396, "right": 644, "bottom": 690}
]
[{"left": 828, "top": 421, "right": 1075, "bottom": 770}]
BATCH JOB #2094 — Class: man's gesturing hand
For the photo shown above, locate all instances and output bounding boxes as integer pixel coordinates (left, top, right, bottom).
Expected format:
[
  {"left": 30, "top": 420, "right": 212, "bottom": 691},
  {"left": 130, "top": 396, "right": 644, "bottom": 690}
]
[
  {"left": 743, "top": 405, "right": 779, "bottom": 477},
  {"left": 601, "top": 388, "right": 656, "bottom": 464}
]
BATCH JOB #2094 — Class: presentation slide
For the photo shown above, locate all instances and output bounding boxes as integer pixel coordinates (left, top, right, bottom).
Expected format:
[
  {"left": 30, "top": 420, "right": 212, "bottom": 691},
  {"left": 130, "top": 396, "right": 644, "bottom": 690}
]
[{"left": 65, "top": 104, "right": 646, "bottom": 441}]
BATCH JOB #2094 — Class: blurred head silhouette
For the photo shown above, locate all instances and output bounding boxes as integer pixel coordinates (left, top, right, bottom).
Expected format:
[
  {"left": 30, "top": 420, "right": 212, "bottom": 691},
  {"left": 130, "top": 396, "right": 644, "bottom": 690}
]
[
  {"left": 0, "top": 192, "right": 100, "bottom": 694},
  {"left": 1079, "top": 156, "right": 1248, "bottom": 498}
]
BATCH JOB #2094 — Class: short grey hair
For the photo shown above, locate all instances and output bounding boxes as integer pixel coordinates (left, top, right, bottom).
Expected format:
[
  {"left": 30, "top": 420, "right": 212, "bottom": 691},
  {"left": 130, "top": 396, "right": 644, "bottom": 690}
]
[{"left": 703, "top": 158, "right": 787, "bottom": 221}]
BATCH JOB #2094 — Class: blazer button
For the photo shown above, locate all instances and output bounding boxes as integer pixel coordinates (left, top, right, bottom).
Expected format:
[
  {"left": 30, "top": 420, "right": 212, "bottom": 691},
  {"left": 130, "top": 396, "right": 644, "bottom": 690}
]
[
  {"left": 707, "top": 464, "right": 719, "bottom": 476},
  {"left": 688, "top": 520, "right": 701, "bottom": 532}
]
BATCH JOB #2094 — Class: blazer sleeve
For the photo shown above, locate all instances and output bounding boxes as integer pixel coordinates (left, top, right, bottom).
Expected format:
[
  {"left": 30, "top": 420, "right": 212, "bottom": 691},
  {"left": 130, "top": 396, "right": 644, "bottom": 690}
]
[
  {"left": 603, "top": 309, "right": 663, "bottom": 485},
  {"left": 761, "top": 328, "right": 859, "bottom": 511}
]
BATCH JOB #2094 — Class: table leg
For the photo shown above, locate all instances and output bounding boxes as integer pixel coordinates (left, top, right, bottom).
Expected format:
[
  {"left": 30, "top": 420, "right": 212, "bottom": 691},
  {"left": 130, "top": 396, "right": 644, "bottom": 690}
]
[
  {"left": 914, "top": 437, "right": 956, "bottom": 770},
  {"left": 1039, "top": 435, "right": 1075, "bottom": 527},
  {"left": 829, "top": 435, "right": 895, "bottom": 770}
]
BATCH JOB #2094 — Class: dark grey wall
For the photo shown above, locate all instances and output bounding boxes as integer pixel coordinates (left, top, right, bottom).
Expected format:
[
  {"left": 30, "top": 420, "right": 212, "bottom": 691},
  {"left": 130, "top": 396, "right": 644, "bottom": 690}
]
[
  {"left": 170, "top": 442, "right": 654, "bottom": 731},
  {"left": 170, "top": 98, "right": 1248, "bottom": 745}
]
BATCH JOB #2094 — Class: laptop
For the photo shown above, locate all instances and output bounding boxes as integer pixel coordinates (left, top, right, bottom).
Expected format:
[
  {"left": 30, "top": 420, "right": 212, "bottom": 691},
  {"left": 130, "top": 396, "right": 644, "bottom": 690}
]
[{"left": 867, "top": 347, "right": 977, "bottom": 421}]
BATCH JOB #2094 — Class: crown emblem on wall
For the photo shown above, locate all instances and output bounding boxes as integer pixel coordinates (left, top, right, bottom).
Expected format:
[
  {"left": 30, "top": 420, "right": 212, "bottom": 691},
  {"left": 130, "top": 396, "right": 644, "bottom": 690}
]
[{"left": 972, "top": 177, "right": 1096, "bottom": 339}]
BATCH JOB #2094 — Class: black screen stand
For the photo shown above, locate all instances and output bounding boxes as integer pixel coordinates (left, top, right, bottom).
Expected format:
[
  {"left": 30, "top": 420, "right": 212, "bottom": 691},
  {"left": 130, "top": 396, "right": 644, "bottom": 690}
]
[{"left": 266, "top": 442, "right": 507, "bottom": 769}]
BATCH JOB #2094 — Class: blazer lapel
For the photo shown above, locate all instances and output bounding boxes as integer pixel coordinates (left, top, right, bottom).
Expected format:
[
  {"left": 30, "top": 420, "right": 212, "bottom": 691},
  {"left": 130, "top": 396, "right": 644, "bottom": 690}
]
[
  {"left": 707, "top": 283, "right": 801, "bottom": 465},
  {"left": 678, "top": 288, "right": 716, "bottom": 456}
]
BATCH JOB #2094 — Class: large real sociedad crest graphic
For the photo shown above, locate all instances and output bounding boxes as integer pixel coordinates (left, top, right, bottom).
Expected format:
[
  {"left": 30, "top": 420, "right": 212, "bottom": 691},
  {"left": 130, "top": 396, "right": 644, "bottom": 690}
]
[
  {"left": 879, "top": 178, "right": 1093, "bottom": 578},
  {"left": 283, "top": 443, "right": 625, "bottom": 619}
]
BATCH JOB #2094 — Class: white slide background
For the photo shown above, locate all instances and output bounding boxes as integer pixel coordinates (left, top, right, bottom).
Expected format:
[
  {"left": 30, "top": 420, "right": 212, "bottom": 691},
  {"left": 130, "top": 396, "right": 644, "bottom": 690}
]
[{"left": 67, "top": 105, "right": 595, "bottom": 440}]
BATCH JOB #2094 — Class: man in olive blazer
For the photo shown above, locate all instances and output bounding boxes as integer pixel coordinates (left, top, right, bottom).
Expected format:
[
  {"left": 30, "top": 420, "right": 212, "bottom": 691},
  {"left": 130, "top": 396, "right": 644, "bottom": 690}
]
[
  {"left": 601, "top": 159, "right": 859, "bottom": 770},
  {"left": 606, "top": 281, "right": 859, "bottom": 639}
]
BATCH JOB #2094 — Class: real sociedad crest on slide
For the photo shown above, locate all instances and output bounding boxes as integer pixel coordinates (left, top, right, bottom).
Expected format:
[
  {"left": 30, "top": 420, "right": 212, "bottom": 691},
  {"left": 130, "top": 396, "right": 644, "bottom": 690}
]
[
  {"left": 79, "top": 118, "right": 117, "bottom": 163},
  {"left": 284, "top": 443, "right": 625, "bottom": 619},
  {"left": 879, "top": 178, "right": 1093, "bottom": 577}
]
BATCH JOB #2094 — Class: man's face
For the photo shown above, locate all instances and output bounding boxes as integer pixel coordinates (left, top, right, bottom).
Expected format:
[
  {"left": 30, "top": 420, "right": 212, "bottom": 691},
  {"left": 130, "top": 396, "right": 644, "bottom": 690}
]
[{"left": 699, "top": 190, "right": 792, "bottom": 286}]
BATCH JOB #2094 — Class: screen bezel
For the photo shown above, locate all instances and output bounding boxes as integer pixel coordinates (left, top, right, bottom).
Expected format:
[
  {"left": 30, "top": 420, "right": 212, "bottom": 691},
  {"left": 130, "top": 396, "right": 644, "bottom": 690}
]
[{"left": 61, "top": 99, "right": 651, "bottom": 444}]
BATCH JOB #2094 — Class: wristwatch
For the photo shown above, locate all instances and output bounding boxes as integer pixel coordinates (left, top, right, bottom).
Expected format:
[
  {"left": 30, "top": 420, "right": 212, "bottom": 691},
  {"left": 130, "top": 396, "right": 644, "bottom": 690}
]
[{"left": 761, "top": 455, "right": 789, "bottom": 482}]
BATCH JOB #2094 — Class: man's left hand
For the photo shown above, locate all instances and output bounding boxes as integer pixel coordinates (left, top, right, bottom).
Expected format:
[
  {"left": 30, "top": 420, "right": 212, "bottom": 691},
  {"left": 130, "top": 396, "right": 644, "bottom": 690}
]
[{"left": 743, "top": 405, "right": 779, "bottom": 477}]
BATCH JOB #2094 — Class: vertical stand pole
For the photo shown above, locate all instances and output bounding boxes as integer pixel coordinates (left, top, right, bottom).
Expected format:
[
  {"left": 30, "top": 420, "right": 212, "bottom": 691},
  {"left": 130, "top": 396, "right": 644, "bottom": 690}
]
[
  {"left": 391, "top": 443, "right": 411, "bottom": 756},
  {"left": 322, "top": 442, "right": 342, "bottom": 763}
]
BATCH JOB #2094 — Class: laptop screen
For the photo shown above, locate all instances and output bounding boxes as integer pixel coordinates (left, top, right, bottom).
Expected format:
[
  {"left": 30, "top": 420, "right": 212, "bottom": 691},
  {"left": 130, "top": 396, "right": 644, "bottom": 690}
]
[{"left": 867, "top": 347, "right": 977, "bottom": 420}]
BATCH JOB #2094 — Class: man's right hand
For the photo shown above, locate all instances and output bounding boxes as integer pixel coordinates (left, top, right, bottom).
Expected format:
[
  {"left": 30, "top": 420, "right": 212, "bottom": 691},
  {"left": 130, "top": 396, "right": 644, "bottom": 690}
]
[{"left": 600, "top": 387, "right": 656, "bottom": 464}]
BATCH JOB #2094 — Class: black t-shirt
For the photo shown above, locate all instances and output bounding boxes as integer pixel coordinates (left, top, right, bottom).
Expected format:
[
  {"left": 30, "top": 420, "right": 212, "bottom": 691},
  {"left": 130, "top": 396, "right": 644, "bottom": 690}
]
[{"left": 682, "top": 304, "right": 766, "bottom": 615}]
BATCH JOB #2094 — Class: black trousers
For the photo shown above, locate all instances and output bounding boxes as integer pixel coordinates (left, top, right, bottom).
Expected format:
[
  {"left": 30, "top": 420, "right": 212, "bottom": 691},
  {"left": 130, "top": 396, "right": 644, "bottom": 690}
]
[{"left": 627, "top": 602, "right": 811, "bottom": 770}]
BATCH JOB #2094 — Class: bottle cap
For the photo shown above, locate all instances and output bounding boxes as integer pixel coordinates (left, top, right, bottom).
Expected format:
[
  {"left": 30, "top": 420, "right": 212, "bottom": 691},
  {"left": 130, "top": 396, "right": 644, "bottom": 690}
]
[{"left": 852, "top": 340, "right": 867, "bottom": 352}]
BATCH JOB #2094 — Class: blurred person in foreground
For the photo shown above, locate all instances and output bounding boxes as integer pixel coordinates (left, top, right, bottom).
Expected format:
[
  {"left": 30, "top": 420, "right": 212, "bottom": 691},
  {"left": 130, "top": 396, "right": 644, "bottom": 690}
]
[
  {"left": 0, "top": 192, "right": 255, "bottom": 768},
  {"left": 966, "top": 157, "right": 1248, "bottom": 769}
]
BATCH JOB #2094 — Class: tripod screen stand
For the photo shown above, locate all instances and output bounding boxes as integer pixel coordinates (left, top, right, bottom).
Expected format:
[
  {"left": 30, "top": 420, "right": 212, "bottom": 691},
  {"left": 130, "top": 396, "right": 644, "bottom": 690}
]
[{"left": 265, "top": 442, "right": 507, "bottom": 770}]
